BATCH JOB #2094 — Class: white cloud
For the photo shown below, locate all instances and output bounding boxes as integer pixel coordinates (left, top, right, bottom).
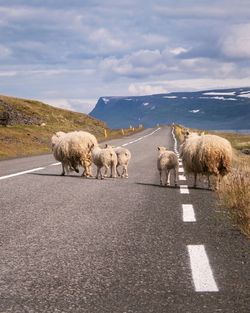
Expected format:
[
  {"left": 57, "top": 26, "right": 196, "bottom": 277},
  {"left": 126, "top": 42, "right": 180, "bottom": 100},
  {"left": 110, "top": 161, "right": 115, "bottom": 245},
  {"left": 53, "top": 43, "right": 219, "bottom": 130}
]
[
  {"left": 42, "top": 98, "right": 97, "bottom": 113},
  {"left": 170, "top": 47, "right": 189, "bottom": 55},
  {"left": 0, "top": 45, "right": 12, "bottom": 58},
  {"left": 128, "top": 83, "right": 168, "bottom": 95},
  {"left": 128, "top": 77, "right": 250, "bottom": 95},
  {"left": 221, "top": 24, "right": 250, "bottom": 59}
]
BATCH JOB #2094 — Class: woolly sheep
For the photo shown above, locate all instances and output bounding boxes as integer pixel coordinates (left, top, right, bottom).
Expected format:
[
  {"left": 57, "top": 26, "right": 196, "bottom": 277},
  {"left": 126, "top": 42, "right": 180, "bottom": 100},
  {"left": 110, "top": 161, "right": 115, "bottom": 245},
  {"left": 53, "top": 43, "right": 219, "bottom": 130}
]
[
  {"left": 51, "top": 131, "right": 98, "bottom": 176},
  {"left": 180, "top": 133, "right": 233, "bottom": 189},
  {"left": 105, "top": 144, "right": 131, "bottom": 178},
  {"left": 157, "top": 146, "right": 179, "bottom": 186},
  {"left": 90, "top": 144, "right": 117, "bottom": 179}
]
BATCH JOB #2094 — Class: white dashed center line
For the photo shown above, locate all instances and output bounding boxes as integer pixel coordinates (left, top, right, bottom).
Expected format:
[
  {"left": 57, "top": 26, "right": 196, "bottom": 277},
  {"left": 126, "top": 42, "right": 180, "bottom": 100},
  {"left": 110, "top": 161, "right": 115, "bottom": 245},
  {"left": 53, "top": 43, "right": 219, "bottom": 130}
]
[
  {"left": 182, "top": 204, "right": 196, "bottom": 222},
  {"left": 180, "top": 185, "right": 189, "bottom": 194},
  {"left": 179, "top": 175, "right": 186, "bottom": 181},
  {"left": 187, "top": 245, "right": 219, "bottom": 292}
]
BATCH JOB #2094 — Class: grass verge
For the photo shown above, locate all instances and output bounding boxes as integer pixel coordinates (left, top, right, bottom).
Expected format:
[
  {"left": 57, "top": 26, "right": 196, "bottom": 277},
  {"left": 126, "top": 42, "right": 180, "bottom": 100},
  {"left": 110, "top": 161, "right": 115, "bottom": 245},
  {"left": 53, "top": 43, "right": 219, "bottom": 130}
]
[{"left": 174, "top": 124, "right": 250, "bottom": 238}]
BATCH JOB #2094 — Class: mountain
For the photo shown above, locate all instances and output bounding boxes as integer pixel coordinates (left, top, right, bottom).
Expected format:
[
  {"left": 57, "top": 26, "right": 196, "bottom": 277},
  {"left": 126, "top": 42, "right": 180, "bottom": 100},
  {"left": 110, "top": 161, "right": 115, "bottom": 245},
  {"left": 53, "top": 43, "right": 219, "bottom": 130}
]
[{"left": 89, "top": 87, "right": 250, "bottom": 130}]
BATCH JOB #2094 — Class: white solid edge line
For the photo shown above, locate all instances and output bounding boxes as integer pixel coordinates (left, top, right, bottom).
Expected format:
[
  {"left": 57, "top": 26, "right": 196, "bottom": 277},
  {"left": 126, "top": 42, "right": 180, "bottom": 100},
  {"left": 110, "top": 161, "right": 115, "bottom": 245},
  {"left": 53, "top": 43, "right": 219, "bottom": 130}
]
[
  {"left": 0, "top": 128, "right": 161, "bottom": 181},
  {"left": 0, "top": 167, "right": 45, "bottom": 180},
  {"left": 182, "top": 204, "right": 196, "bottom": 222},
  {"left": 188, "top": 245, "right": 219, "bottom": 292}
]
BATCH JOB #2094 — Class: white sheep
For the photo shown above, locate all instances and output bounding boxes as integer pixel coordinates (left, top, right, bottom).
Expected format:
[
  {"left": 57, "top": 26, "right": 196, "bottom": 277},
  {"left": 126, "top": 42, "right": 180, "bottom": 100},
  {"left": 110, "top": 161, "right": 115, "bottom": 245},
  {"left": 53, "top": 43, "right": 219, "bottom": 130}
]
[
  {"left": 51, "top": 131, "right": 98, "bottom": 176},
  {"left": 180, "top": 132, "right": 233, "bottom": 189},
  {"left": 157, "top": 146, "right": 179, "bottom": 186},
  {"left": 105, "top": 145, "right": 131, "bottom": 178},
  {"left": 90, "top": 144, "right": 117, "bottom": 179}
]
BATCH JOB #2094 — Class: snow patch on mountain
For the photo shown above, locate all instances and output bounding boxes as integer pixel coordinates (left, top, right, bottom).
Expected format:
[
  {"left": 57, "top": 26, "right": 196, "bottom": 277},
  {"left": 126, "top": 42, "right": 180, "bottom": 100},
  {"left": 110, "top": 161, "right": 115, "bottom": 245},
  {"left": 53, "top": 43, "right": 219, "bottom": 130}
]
[{"left": 203, "top": 91, "right": 236, "bottom": 96}]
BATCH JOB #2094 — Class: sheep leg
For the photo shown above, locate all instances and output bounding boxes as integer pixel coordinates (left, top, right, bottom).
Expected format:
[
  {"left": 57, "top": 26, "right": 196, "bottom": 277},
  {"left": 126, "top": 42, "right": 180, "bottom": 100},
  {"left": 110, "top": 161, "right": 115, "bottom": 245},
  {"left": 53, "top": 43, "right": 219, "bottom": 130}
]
[
  {"left": 174, "top": 167, "right": 178, "bottom": 187},
  {"left": 111, "top": 163, "right": 117, "bottom": 178},
  {"left": 124, "top": 165, "right": 128, "bottom": 178},
  {"left": 116, "top": 165, "right": 121, "bottom": 177},
  {"left": 120, "top": 166, "right": 126, "bottom": 178},
  {"left": 207, "top": 174, "right": 211, "bottom": 189},
  {"left": 159, "top": 170, "right": 163, "bottom": 185},
  {"left": 96, "top": 167, "right": 102, "bottom": 179},
  {"left": 166, "top": 170, "right": 170, "bottom": 186},
  {"left": 61, "top": 163, "right": 66, "bottom": 176},
  {"left": 193, "top": 173, "right": 197, "bottom": 188},
  {"left": 214, "top": 176, "right": 220, "bottom": 191},
  {"left": 103, "top": 166, "right": 109, "bottom": 177}
]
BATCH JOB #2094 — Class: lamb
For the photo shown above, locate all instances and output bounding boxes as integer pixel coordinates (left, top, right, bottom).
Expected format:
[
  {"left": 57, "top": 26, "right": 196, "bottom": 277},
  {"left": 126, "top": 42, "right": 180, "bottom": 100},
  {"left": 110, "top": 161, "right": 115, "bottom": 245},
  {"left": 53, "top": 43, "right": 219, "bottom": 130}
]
[
  {"left": 105, "top": 144, "right": 131, "bottom": 178},
  {"left": 157, "top": 147, "right": 179, "bottom": 186},
  {"left": 51, "top": 131, "right": 98, "bottom": 176},
  {"left": 180, "top": 133, "right": 233, "bottom": 189},
  {"left": 90, "top": 144, "right": 117, "bottom": 179}
]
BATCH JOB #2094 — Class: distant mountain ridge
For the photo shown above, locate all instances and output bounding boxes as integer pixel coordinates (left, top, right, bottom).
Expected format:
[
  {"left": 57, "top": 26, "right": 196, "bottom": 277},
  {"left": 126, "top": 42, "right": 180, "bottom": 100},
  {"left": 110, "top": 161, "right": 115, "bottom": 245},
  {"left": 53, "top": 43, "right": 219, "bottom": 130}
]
[{"left": 89, "top": 87, "right": 250, "bottom": 130}]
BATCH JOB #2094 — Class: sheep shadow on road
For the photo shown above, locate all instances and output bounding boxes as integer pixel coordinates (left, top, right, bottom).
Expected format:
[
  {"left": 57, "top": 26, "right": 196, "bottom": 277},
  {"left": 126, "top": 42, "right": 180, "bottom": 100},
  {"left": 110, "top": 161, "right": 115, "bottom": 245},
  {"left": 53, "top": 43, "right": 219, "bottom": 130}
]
[
  {"left": 135, "top": 182, "right": 178, "bottom": 189},
  {"left": 135, "top": 182, "right": 213, "bottom": 191}
]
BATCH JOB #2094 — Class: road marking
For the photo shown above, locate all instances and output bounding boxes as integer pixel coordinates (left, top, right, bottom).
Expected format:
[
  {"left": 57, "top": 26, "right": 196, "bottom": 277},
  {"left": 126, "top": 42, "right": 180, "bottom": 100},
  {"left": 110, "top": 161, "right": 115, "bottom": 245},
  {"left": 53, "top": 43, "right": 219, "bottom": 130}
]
[
  {"left": 182, "top": 204, "right": 196, "bottom": 222},
  {"left": 180, "top": 185, "right": 189, "bottom": 193},
  {"left": 0, "top": 167, "right": 45, "bottom": 180},
  {"left": 179, "top": 175, "right": 186, "bottom": 181},
  {"left": 179, "top": 167, "right": 184, "bottom": 173},
  {"left": 0, "top": 128, "right": 161, "bottom": 180},
  {"left": 180, "top": 185, "right": 189, "bottom": 194},
  {"left": 121, "top": 128, "right": 161, "bottom": 147},
  {"left": 188, "top": 245, "right": 219, "bottom": 292}
]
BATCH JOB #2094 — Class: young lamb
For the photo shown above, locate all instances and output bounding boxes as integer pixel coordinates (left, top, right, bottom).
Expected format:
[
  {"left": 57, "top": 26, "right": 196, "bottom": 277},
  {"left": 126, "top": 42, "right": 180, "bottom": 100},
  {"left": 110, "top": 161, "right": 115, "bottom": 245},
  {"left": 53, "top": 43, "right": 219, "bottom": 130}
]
[
  {"left": 90, "top": 144, "right": 117, "bottom": 179},
  {"left": 105, "top": 145, "right": 131, "bottom": 178},
  {"left": 181, "top": 132, "right": 233, "bottom": 189},
  {"left": 157, "top": 146, "right": 179, "bottom": 186},
  {"left": 51, "top": 131, "right": 98, "bottom": 176}
]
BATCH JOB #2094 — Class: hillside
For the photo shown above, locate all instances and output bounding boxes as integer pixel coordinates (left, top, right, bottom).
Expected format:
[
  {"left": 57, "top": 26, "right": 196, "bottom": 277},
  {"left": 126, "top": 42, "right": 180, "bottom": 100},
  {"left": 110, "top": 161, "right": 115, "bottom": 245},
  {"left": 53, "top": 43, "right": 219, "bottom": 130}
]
[
  {"left": 90, "top": 87, "right": 250, "bottom": 130},
  {"left": 0, "top": 95, "right": 107, "bottom": 159}
]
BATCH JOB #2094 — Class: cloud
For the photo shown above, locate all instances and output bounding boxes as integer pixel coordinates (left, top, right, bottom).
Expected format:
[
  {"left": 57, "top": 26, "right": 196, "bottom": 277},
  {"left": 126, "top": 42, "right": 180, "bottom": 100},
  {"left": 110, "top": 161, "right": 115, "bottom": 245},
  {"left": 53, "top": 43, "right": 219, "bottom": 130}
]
[
  {"left": 170, "top": 47, "right": 189, "bottom": 55},
  {"left": 221, "top": 24, "right": 250, "bottom": 59},
  {"left": 42, "top": 98, "right": 97, "bottom": 114},
  {"left": 0, "top": 45, "right": 12, "bottom": 59},
  {"left": 128, "top": 77, "right": 250, "bottom": 95},
  {"left": 1, "top": 1, "right": 250, "bottom": 112},
  {"left": 128, "top": 83, "right": 168, "bottom": 95}
]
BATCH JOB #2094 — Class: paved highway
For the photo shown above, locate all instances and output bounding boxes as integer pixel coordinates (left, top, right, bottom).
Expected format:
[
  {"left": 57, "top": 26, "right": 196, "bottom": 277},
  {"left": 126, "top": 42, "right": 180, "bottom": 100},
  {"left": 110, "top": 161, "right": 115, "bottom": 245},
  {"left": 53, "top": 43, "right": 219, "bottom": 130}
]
[{"left": 0, "top": 126, "right": 249, "bottom": 313}]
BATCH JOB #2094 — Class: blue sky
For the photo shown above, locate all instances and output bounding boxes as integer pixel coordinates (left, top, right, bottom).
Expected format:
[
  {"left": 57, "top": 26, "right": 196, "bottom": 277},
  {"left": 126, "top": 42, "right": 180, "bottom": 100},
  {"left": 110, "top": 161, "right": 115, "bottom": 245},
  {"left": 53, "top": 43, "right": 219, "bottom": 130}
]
[{"left": 1, "top": 0, "right": 250, "bottom": 113}]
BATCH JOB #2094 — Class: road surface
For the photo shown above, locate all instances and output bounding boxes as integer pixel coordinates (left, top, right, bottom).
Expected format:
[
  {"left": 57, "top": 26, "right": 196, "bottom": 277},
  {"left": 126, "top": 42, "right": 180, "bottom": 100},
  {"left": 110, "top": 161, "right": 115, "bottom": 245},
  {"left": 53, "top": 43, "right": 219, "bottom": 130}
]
[{"left": 0, "top": 126, "right": 249, "bottom": 313}]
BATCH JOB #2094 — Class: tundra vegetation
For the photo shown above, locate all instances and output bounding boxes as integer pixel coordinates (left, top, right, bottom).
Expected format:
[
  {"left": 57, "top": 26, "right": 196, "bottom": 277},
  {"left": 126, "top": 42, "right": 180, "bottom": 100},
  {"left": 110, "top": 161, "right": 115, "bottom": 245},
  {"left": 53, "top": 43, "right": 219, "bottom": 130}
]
[
  {"left": 175, "top": 124, "right": 250, "bottom": 238},
  {"left": 0, "top": 95, "right": 142, "bottom": 160}
]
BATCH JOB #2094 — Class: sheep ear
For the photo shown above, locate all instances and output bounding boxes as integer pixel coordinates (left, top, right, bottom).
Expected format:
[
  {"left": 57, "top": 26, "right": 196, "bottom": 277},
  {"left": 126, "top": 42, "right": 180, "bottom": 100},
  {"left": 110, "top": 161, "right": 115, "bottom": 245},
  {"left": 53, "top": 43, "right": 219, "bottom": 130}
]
[
  {"left": 157, "top": 147, "right": 160, "bottom": 150},
  {"left": 105, "top": 144, "right": 108, "bottom": 148}
]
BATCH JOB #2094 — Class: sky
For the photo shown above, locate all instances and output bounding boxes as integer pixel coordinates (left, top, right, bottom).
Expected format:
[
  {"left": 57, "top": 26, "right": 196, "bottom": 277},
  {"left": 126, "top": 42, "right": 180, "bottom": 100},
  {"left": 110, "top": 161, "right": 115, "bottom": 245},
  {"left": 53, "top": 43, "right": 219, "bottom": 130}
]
[{"left": 1, "top": 0, "right": 250, "bottom": 113}]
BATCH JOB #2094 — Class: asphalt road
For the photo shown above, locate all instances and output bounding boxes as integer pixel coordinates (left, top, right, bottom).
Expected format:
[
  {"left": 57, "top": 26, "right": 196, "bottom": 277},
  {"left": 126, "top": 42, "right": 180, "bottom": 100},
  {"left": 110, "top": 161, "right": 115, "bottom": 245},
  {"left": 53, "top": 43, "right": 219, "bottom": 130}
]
[{"left": 0, "top": 126, "right": 249, "bottom": 313}]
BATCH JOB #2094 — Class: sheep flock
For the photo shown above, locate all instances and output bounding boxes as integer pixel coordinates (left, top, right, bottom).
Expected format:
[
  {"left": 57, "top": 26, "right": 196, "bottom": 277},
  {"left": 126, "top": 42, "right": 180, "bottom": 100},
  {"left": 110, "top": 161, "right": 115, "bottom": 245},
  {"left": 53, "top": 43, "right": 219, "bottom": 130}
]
[{"left": 51, "top": 127, "right": 233, "bottom": 190}]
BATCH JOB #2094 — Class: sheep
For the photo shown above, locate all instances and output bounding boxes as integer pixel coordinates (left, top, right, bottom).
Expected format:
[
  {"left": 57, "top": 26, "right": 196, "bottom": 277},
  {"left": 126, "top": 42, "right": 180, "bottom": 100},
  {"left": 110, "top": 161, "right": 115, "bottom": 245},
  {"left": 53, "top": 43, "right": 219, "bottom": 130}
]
[
  {"left": 180, "top": 133, "right": 233, "bottom": 189},
  {"left": 90, "top": 144, "right": 117, "bottom": 179},
  {"left": 157, "top": 146, "right": 179, "bottom": 186},
  {"left": 51, "top": 131, "right": 65, "bottom": 150},
  {"left": 51, "top": 131, "right": 98, "bottom": 176},
  {"left": 105, "top": 144, "right": 131, "bottom": 178}
]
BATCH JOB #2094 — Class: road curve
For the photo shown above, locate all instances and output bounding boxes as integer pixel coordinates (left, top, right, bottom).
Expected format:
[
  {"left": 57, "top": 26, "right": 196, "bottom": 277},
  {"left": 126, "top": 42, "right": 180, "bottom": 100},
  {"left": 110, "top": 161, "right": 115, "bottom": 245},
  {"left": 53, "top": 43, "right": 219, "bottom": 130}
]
[{"left": 0, "top": 126, "right": 249, "bottom": 313}]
